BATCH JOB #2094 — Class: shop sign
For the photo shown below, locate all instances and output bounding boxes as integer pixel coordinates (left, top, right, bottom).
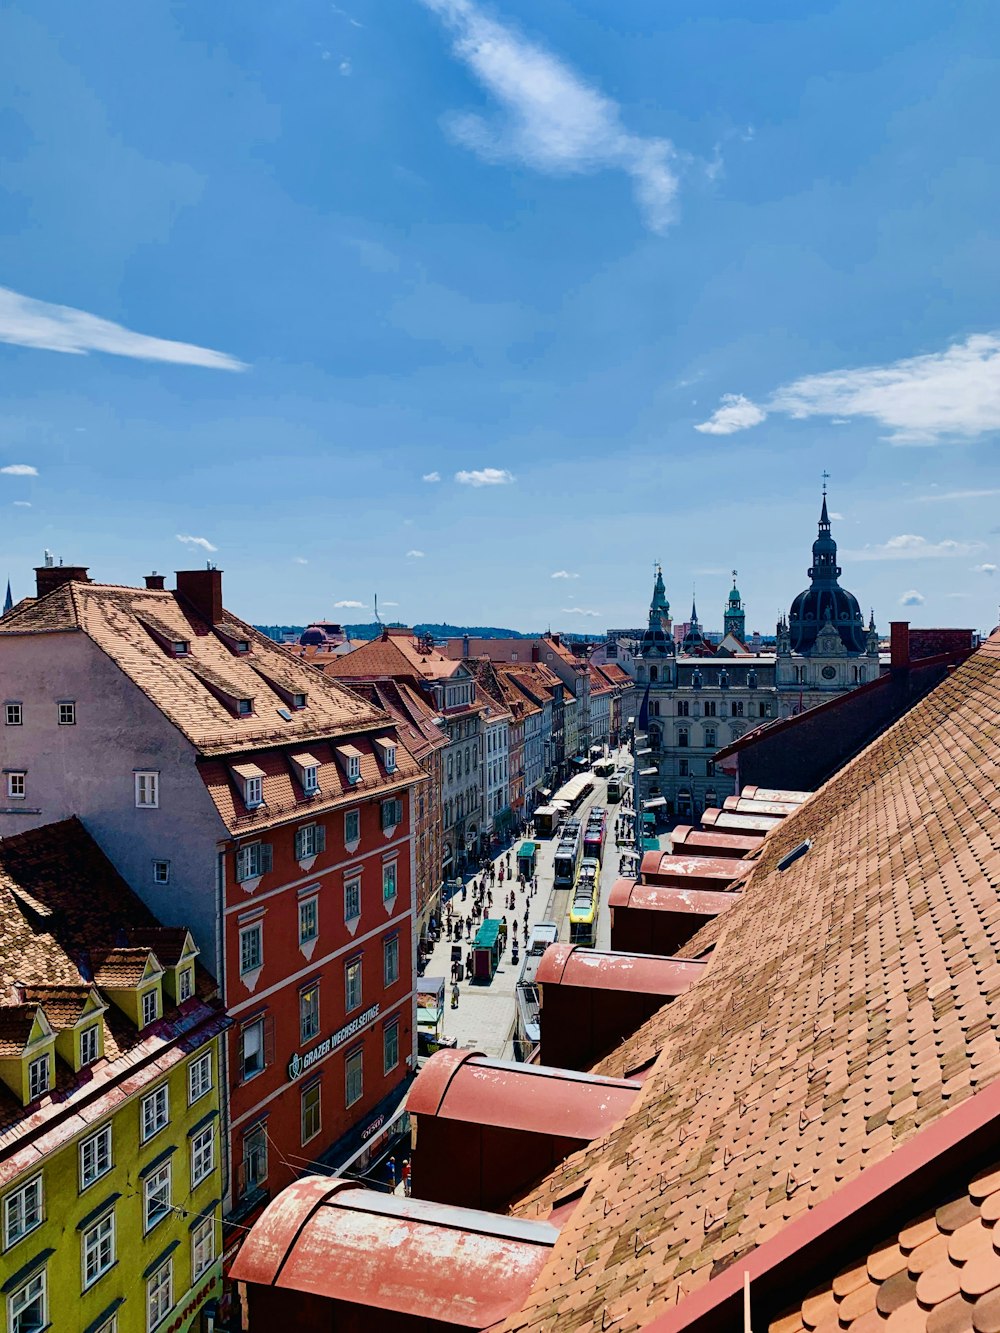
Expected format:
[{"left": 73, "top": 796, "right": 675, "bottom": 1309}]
[
  {"left": 162, "top": 1272, "right": 219, "bottom": 1332},
  {"left": 287, "top": 1003, "right": 381, "bottom": 1080},
  {"left": 362, "top": 1113, "right": 386, "bottom": 1141}
]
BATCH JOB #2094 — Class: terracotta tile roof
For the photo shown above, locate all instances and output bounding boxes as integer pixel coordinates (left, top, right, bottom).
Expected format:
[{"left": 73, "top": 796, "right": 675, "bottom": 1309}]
[
  {"left": 324, "top": 630, "right": 468, "bottom": 682},
  {"left": 499, "top": 632, "right": 1000, "bottom": 1331},
  {"left": 89, "top": 947, "right": 155, "bottom": 988},
  {"left": 334, "top": 679, "right": 448, "bottom": 764},
  {"left": 0, "top": 1005, "right": 41, "bottom": 1056},
  {"left": 18, "top": 984, "right": 96, "bottom": 1028},
  {"left": 123, "top": 928, "right": 194, "bottom": 968},
  {"left": 0, "top": 582, "right": 385, "bottom": 756}
]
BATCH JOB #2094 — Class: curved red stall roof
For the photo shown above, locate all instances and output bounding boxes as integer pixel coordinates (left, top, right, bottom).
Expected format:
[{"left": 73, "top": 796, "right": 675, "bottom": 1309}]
[
  {"left": 407, "top": 1047, "right": 642, "bottom": 1138},
  {"left": 638, "top": 852, "right": 751, "bottom": 887},
  {"left": 535, "top": 944, "right": 707, "bottom": 995},
  {"left": 608, "top": 879, "right": 743, "bottom": 918},
  {"left": 670, "top": 826, "right": 764, "bottom": 858},
  {"left": 229, "top": 1176, "right": 558, "bottom": 1328},
  {"left": 741, "top": 785, "right": 811, "bottom": 804},
  {"left": 723, "top": 796, "right": 799, "bottom": 816},
  {"left": 701, "top": 808, "right": 779, "bottom": 833}
]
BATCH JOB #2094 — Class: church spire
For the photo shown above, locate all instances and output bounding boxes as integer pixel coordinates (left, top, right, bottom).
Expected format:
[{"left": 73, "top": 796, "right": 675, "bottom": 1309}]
[{"left": 3, "top": 579, "right": 11, "bottom": 615}]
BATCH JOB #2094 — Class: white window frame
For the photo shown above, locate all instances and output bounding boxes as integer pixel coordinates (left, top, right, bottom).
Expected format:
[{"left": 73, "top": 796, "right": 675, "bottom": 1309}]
[
  {"left": 152, "top": 859, "right": 170, "bottom": 885},
  {"left": 191, "top": 1216, "right": 216, "bottom": 1280},
  {"left": 4, "top": 702, "right": 22, "bottom": 726},
  {"left": 58, "top": 701, "right": 76, "bottom": 726},
  {"left": 383, "top": 745, "right": 397, "bottom": 773},
  {"left": 27, "top": 1053, "right": 49, "bottom": 1101},
  {"left": 240, "top": 1017, "right": 266, "bottom": 1082},
  {"left": 146, "top": 1256, "right": 173, "bottom": 1331},
  {"left": 298, "top": 896, "right": 318, "bottom": 946},
  {"left": 80, "top": 1125, "right": 112, "bottom": 1190},
  {"left": 80, "top": 1024, "right": 100, "bottom": 1067},
  {"left": 345, "top": 1047, "right": 363, "bottom": 1108},
  {"left": 345, "top": 959, "right": 362, "bottom": 1013},
  {"left": 178, "top": 967, "right": 193, "bottom": 1002},
  {"left": 244, "top": 776, "right": 263, "bottom": 809},
  {"left": 302, "top": 764, "right": 319, "bottom": 794},
  {"left": 8, "top": 1269, "right": 46, "bottom": 1333},
  {"left": 190, "top": 1124, "right": 215, "bottom": 1188},
  {"left": 82, "top": 1208, "right": 115, "bottom": 1289},
  {"left": 240, "top": 924, "right": 263, "bottom": 977},
  {"left": 135, "top": 771, "right": 159, "bottom": 809},
  {"left": 141, "top": 1085, "right": 169, "bottom": 1142},
  {"left": 188, "top": 1052, "right": 213, "bottom": 1105},
  {"left": 296, "top": 823, "right": 321, "bottom": 859},
  {"left": 344, "top": 876, "right": 361, "bottom": 923},
  {"left": 141, "top": 988, "right": 159, "bottom": 1028},
  {"left": 383, "top": 936, "right": 399, "bottom": 987},
  {"left": 6, "top": 772, "right": 26, "bottom": 800},
  {"left": 3, "top": 1175, "right": 42, "bottom": 1249},
  {"left": 143, "top": 1162, "right": 171, "bottom": 1234}
]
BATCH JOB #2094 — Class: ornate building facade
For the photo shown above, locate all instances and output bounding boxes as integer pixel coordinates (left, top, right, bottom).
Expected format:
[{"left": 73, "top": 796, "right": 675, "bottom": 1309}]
[{"left": 635, "top": 494, "right": 883, "bottom": 820}]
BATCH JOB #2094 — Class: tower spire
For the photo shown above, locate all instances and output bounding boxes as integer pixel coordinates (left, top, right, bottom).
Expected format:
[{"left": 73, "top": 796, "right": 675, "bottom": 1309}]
[{"left": 3, "top": 579, "right": 11, "bottom": 615}]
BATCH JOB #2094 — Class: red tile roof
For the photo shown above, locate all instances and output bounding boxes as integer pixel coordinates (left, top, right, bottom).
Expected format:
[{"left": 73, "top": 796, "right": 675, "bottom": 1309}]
[{"left": 497, "top": 631, "right": 1000, "bottom": 1331}]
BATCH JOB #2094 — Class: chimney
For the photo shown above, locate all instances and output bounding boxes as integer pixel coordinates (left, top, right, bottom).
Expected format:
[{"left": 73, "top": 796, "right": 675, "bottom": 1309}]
[
  {"left": 462, "top": 634, "right": 469, "bottom": 658},
  {"left": 144, "top": 572, "right": 166, "bottom": 591},
  {"left": 35, "top": 561, "right": 91, "bottom": 600},
  {"left": 889, "top": 621, "right": 910, "bottom": 671},
  {"left": 175, "top": 567, "right": 223, "bottom": 624}
]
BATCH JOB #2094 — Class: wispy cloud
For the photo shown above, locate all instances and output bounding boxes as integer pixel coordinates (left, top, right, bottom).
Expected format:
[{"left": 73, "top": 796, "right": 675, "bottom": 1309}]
[
  {"left": 974, "top": 563, "right": 998, "bottom": 575},
  {"left": 899, "top": 590, "right": 925, "bottom": 606},
  {"left": 339, "top": 58, "right": 352, "bottom": 76},
  {"left": 562, "top": 606, "right": 601, "bottom": 617},
  {"left": 695, "top": 334, "right": 1000, "bottom": 444},
  {"left": 334, "top": 599, "right": 367, "bottom": 609},
  {"left": 176, "top": 533, "right": 218, "bottom": 553},
  {"left": 915, "top": 487, "right": 1000, "bottom": 502},
  {"left": 1, "top": 463, "right": 38, "bottom": 476},
  {"left": 829, "top": 511, "right": 845, "bottom": 521},
  {"left": 422, "top": 471, "right": 441, "bottom": 483},
  {"left": 846, "top": 534, "right": 983, "bottom": 562},
  {"left": 0, "top": 286, "right": 246, "bottom": 371},
  {"left": 331, "top": 3, "right": 364, "bottom": 26},
  {"left": 12, "top": 500, "right": 31, "bottom": 507},
  {"left": 550, "top": 570, "right": 579, "bottom": 580},
  {"left": 455, "top": 467, "right": 515, "bottom": 487},
  {"left": 406, "top": 549, "right": 426, "bottom": 559},
  {"left": 381, "top": 601, "right": 400, "bottom": 607},
  {"left": 293, "top": 557, "right": 308, "bottom": 565},
  {"left": 419, "top": 0, "right": 680, "bottom": 234}
]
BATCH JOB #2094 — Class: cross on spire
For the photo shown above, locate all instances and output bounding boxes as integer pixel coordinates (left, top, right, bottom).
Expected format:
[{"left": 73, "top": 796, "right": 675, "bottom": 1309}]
[{"left": 822, "top": 469, "right": 830, "bottom": 494}]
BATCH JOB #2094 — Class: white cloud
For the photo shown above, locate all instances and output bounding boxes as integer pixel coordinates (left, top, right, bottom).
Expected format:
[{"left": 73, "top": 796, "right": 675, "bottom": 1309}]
[
  {"left": 829, "top": 511, "right": 845, "bottom": 521},
  {"left": 974, "top": 563, "right": 998, "bottom": 575},
  {"left": 899, "top": 590, "right": 925, "bottom": 606},
  {"left": 455, "top": 467, "right": 515, "bottom": 487},
  {"left": 419, "top": 0, "right": 680, "bottom": 234},
  {"left": 846, "top": 534, "right": 984, "bottom": 562},
  {"left": 694, "top": 393, "right": 767, "bottom": 436},
  {"left": 422, "top": 471, "right": 441, "bottom": 483},
  {"left": 695, "top": 333, "right": 1000, "bottom": 444},
  {"left": 12, "top": 501, "right": 31, "bottom": 507},
  {"left": 0, "top": 285, "right": 246, "bottom": 371},
  {"left": 339, "top": 59, "right": 352, "bottom": 76},
  {"left": 1, "top": 463, "right": 38, "bottom": 476},
  {"left": 561, "top": 606, "right": 601, "bottom": 617},
  {"left": 176, "top": 533, "right": 218, "bottom": 553},
  {"left": 381, "top": 600, "right": 400, "bottom": 607},
  {"left": 916, "top": 487, "right": 1000, "bottom": 502},
  {"left": 293, "top": 557, "right": 308, "bottom": 565},
  {"left": 334, "top": 599, "right": 367, "bottom": 608},
  {"left": 406, "top": 549, "right": 426, "bottom": 559},
  {"left": 550, "top": 570, "right": 579, "bottom": 580}
]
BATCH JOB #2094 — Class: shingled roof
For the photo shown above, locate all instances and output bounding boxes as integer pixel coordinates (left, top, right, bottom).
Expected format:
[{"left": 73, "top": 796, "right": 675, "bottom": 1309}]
[{"left": 499, "top": 631, "right": 1000, "bottom": 1332}]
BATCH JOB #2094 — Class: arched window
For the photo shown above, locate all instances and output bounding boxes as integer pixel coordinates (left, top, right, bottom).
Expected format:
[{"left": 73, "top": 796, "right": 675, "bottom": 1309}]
[
  {"left": 747, "top": 670, "right": 758, "bottom": 689},
  {"left": 649, "top": 725, "right": 662, "bottom": 750},
  {"left": 860, "top": 666, "right": 866, "bottom": 683},
  {"left": 678, "top": 727, "right": 689, "bottom": 748},
  {"left": 650, "top": 666, "right": 658, "bottom": 682}
]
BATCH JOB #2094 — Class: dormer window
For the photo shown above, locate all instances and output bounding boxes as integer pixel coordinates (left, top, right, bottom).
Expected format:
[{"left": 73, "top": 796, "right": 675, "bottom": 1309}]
[
  {"left": 237, "top": 699, "right": 253, "bottom": 716},
  {"left": 292, "top": 693, "right": 307, "bottom": 709},
  {"left": 141, "top": 989, "right": 159, "bottom": 1028},
  {"left": 80, "top": 1025, "right": 100, "bottom": 1066},
  {"left": 172, "top": 640, "right": 189, "bottom": 656},
  {"left": 384, "top": 746, "right": 396, "bottom": 773},
  {"left": 336, "top": 746, "right": 363, "bottom": 785},
  {"left": 237, "top": 639, "right": 250, "bottom": 654},
  {"left": 245, "top": 776, "right": 263, "bottom": 809},
  {"left": 303, "top": 765, "right": 318, "bottom": 794},
  {"left": 28, "top": 1054, "right": 50, "bottom": 1101}
]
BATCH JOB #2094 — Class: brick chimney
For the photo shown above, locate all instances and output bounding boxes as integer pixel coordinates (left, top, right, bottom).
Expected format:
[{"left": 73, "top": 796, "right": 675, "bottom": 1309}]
[
  {"left": 35, "top": 559, "right": 91, "bottom": 599},
  {"left": 175, "top": 568, "right": 223, "bottom": 624},
  {"left": 889, "top": 621, "right": 910, "bottom": 671},
  {"left": 144, "top": 572, "right": 166, "bottom": 591}
]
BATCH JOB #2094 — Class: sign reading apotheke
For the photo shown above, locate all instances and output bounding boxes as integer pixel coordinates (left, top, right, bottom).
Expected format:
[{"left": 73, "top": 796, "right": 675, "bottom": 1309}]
[{"left": 288, "top": 1003, "right": 381, "bottom": 1081}]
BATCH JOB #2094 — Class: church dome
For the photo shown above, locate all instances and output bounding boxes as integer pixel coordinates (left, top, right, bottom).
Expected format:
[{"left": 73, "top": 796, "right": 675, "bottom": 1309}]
[{"left": 788, "top": 495, "right": 867, "bottom": 655}]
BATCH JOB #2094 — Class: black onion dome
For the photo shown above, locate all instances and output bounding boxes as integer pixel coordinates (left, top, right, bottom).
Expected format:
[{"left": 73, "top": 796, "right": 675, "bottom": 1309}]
[{"left": 788, "top": 495, "right": 867, "bottom": 654}]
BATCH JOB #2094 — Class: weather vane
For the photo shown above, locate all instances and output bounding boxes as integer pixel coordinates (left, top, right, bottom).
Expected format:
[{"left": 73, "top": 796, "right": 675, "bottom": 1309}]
[{"left": 822, "top": 469, "right": 830, "bottom": 494}]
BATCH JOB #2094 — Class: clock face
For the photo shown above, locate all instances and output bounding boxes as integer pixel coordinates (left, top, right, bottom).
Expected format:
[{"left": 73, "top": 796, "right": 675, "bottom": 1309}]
[{"left": 821, "top": 665, "right": 837, "bottom": 680}]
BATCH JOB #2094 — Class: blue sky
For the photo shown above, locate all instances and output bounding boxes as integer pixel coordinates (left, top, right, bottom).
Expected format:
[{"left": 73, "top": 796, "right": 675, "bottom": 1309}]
[{"left": 1, "top": 0, "right": 999, "bottom": 633}]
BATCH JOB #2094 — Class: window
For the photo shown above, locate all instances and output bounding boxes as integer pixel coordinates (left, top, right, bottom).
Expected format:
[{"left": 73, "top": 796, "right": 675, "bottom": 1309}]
[
  {"left": 3, "top": 1176, "right": 42, "bottom": 1248},
  {"left": 345, "top": 1047, "right": 363, "bottom": 1107},
  {"left": 80, "top": 1126, "right": 112, "bottom": 1189},
  {"left": 383, "top": 936, "right": 399, "bottom": 987},
  {"left": 241, "top": 1018, "right": 266, "bottom": 1081},
  {"left": 447, "top": 755, "right": 454, "bottom": 783},
  {"left": 383, "top": 745, "right": 397, "bottom": 773},
  {"left": 732, "top": 700, "right": 745, "bottom": 717},
  {"left": 241, "top": 1124, "right": 267, "bottom": 1194},
  {"left": 347, "top": 753, "right": 360, "bottom": 784},
  {"left": 80, "top": 1024, "right": 100, "bottom": 1067},
  {"left": 146, "top": 1256, "right": 173, "bottom": 1330},
  {"left": 292, "top": 692, "right": 307, "bottom": 709},
  {"left": 141, "top": 988, "right": 159, "bottom": 1028},
  {"left": 382, "top": 862, "right": 397, "bottom": 902},
  {"left": 191, "top": 1123, "right": 215, "bottom": 1187},
  {"left": 178, "top": 967, "right": 193, "bottom": 1002},
  {"left": 152, "top": 859, "right": 170, "bottom": 885},
  {"left": 300, "top": 984, "right": 320, "bottom": 1042},
  {"left": 8, "top": 1270, "right": 45, "bottom": 1333},
  {"left": 82, "top": 1209, "right": 115, "bottom": 1288},
  {"left": 677, "top": 728, "right": 689, "bottom": 749},
  {"left": 344, "top": 809, "right": 360, "bottom": 845},
  {"left": 188, "top": 1052, "right": 212, "bottom": 1105},
  {"left": 380, "top": 799, "right": 402, "bottom": 831},
  {"left": 235, "top": 841, "right": 272, "bottom": 883},
  {"left": 345, "top": 959, "right": 362, "bottom": 1012},
  {"left": 677, "top": 700, "right": 689, "bottom": 717},
  {"left": 302, "top": 764, "right": 319, "bottom": 794},
  {"left": 135, "top": 771, "right": 159, "bottom": 808},
  {"left": 383, "top": 1020, "right": 399, "bottom": 1075},
  {"left": 678, "top": 758, "right": 689, "bottom": 778},
  {"left": 141, "top": 1088, "right": 169, "bottom": 1145},
  {"left": 299, "top": 896, "right": 318, "bottom": 946},
  {"left": 7, "top": 772, "right": 26, "bottom": 800},
  {"left": 344, "top": 876, "right": 361, "bottom": 922},
  {"left": 244, "top": 776, "right": 263, "bottom": 809},
  {"left": 172, "top": 639, "right": 189, "bottom": 656},
  {"left": 4, "top": 703, "right": 22, "bottom": 726},
  {"left": 705, "top": 727, "right": 717, "bottom": 749},
  {"left": 58, "top": 701, "right": 76, "bottom": 725},
  {"left": 295, "top": 823, "right": 325, "bottom": 860},
  {"left": 191, "top": 1216, "right": 216, "bottom": 1280},
  {"left": 237, "top": 699, "right": 253, "bottom": 716},
  {"left": 27, "top": 1054, "right": 49, "bottom": 1101},
  {"left": 143, "top": 1162, "right": 171, "bottom": 1233},
  {"left": 704, "top": 701, "right": 717, "bottom": 717},
  {"left": 301, "top": 1083, "right": 321, "bottom": 1144}
]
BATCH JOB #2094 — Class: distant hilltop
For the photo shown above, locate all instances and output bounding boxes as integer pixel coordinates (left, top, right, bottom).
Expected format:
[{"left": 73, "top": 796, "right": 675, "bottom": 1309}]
[{"left": 255, "top": 622, "right": 544, "bottom": 643}]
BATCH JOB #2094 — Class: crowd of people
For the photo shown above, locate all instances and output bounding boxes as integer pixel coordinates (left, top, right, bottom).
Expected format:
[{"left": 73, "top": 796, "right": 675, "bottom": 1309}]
[{"left": 441, "top": 848, "right": 542, "bottom": 1002}]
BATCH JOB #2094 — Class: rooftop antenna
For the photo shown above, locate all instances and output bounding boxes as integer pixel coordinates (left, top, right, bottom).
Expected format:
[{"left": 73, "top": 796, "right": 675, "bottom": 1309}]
[
  {"left": 373, "top": 593, "right": 383, "bottom": 628},
  {"left": 43, "top": 550, "right": 54, "bottom": 568}
]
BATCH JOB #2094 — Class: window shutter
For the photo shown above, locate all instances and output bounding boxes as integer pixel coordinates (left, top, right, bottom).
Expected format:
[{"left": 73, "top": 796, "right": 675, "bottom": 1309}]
[
  {"left": 260, "top": 843, "right": 273, "bottom": 874},
  {"left": 294, "top": 828, "right": 305, "bottom": 860},
  {"left": 264, "top": 1015, "right": 275, "bottom": 1069},
  {"left": 315, "top": 824, "right": 326, "bottom": 853}
]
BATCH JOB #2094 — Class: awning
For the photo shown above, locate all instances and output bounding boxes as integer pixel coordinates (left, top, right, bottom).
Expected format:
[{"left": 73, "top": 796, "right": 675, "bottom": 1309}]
[
  {"left": 644, "top": 797, "right": 667, "bottom": 809},
  {"left": 640, "top": 767, "right": 658, "bottom": 776},
  {"left": 321, "top": 1075, "right": 415, "bottom": 1177}
]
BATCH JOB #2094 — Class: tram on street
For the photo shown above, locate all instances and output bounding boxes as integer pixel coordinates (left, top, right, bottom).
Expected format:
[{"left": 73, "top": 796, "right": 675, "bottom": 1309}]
[
  {"left": 514, "top": 921, "right": 560, "bottom": 1060},
  {"left": 568, "top": 856, "right": 601, "bottom": 947},
  {"left": 553, "top": 822, "right": 583, "bottom": 888},
  {"left": 583, "top": 808, "right": 606, "bottom": 859},
  {"left": 607, "top": 769, "right": 629, "bottom": 802}
]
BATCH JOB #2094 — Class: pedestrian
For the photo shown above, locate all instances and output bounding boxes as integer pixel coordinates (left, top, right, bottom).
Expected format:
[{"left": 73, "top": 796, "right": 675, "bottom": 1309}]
[
  {"left": 387, "top": 1156, "right": 397, "bottom": 1190},
  {"left": 451, "top": 981, "right": 460, "bottom": 1009},
  {"left": 461, "top": 884, "right": 467, "bottom": 903},
  {"left": 487, "top": 890, "right": 493, "bottom": 908},
  {"left": 402, "top": 1159, "right": 411, "bottom": 1196},
  {"left": 466, "top": 949, "right": 473, "bottom": 979}
]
